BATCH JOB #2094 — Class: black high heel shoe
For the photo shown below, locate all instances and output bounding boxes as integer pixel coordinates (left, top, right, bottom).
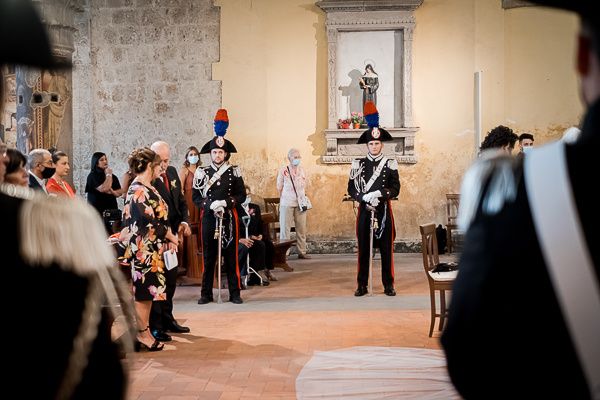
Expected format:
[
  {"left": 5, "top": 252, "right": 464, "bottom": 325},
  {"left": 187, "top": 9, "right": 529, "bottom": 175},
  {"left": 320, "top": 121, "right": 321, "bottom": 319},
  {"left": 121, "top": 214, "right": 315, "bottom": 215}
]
[{"left": 135, "top": 327, "right": 164, "bottom": 352}]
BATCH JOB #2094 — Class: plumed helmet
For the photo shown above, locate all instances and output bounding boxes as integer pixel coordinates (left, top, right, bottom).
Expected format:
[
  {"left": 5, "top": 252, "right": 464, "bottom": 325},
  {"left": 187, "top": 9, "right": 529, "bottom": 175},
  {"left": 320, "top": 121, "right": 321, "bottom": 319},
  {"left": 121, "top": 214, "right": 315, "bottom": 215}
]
[
  {"left": 200, "top": 109, "right": 238, "bottom": 154},
  {"left": 357, "top": 102, "right": 392, "bottom": 144}
]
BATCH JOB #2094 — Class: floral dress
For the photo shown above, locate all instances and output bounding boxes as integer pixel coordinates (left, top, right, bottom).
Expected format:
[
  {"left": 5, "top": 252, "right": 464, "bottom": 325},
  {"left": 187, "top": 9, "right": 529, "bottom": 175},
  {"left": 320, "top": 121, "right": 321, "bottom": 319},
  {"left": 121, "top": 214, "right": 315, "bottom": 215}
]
[{"left": 121, "top": 181, "right": 170, "bottom": 301}]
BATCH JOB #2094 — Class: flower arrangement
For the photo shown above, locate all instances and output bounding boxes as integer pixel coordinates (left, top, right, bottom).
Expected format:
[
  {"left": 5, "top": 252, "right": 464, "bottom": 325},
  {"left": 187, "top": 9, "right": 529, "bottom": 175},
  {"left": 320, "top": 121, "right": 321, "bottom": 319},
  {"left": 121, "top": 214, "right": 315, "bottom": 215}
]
[
  {"left": 337, "top": 118, "right": 352, "bottom": 129},
  {"left": 351, "top": 111, "right": 363, "bottom": 125}
]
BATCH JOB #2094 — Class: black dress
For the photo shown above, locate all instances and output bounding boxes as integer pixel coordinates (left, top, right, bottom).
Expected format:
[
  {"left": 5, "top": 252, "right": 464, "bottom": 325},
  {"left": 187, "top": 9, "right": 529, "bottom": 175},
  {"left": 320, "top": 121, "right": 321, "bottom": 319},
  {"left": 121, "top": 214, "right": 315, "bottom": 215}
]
[{"left": 85, "top": 170, "right": 121, "bottom": 216}]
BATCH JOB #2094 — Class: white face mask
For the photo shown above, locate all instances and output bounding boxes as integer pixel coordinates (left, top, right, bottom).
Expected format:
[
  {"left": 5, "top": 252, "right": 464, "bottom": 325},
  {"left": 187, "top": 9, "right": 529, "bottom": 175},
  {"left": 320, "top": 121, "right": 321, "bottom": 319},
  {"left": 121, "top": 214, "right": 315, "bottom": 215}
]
[
  {"left": 291, "top": 158, "right": 301, "bottom": 166},
  {"left": 187, "top": 154, "right": 199, "bottom": 165},
  {"left": 522, "top": 147, "right": 533, "bottom": 155}
]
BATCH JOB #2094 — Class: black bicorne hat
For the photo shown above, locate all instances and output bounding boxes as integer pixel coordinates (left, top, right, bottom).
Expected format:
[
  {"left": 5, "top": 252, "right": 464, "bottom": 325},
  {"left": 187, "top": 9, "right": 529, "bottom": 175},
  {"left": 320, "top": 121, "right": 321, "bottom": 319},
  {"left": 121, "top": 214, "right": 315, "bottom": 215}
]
[
  {"left": 200, "top": 137, "right": 237, "bottom": 154},
  {"left": 357, "top": 127, "right": 393, "bottom": 144},
  {"left": 526, "top": 0, "right": 595, "bottom": 17}
]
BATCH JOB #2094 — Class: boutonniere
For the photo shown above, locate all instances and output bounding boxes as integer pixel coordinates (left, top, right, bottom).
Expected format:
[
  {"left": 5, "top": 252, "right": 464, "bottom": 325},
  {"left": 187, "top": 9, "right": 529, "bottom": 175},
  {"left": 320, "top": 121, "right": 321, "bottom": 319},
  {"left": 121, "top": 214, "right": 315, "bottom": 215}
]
[{"left": 171, "top": 180, "right": 177, "bottom": 189}]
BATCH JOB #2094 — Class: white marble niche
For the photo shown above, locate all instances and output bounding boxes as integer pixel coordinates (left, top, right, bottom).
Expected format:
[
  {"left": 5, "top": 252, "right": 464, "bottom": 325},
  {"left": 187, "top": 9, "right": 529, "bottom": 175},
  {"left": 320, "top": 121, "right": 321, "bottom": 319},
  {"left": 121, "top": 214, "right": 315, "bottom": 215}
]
[{"left": 317, "top": 0, "right": 423, "bottom": 164}]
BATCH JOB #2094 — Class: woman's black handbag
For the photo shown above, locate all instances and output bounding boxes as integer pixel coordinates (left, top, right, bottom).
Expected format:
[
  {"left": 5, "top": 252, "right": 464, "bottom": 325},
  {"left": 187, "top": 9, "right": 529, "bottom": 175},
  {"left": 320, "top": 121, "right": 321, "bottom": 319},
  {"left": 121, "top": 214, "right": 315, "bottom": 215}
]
[{"left": 102, "top": 209, "right": 122, "bottom": 233}]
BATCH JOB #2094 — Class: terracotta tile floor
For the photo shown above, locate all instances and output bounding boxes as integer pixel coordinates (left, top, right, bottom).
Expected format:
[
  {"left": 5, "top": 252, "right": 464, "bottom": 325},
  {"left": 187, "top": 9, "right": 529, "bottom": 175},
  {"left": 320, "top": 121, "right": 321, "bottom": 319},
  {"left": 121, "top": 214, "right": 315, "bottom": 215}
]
[{"left": 126, "top": 253, "right": 455, "bottom": 400}]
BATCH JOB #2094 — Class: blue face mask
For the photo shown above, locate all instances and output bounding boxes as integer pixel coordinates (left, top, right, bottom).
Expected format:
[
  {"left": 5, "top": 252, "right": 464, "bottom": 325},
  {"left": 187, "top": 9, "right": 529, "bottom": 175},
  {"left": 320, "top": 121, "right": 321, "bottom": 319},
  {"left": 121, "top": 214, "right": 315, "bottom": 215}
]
[
  {"left": 188, "top": 154, "right": 199, "bottom": 165},
  {"left": 522, "top": 147, "right": 533, "bottom": 155},
  {"left": 292, "top": 158, "right": 301, "bottom": 166}
]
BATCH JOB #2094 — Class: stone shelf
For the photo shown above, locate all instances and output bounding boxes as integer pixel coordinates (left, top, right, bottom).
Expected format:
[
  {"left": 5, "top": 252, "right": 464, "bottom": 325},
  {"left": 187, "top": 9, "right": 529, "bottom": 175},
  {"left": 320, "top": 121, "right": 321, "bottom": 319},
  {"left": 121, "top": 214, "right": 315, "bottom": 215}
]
[{"left": 322, "top": 126, "right": 418, "bottom": 164}]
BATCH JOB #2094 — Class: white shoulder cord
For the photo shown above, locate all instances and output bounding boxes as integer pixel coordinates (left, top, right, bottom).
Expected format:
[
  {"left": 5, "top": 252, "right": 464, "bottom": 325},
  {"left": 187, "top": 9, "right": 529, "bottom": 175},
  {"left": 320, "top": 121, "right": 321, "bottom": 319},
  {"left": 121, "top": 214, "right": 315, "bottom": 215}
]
[{"left": 525, "top": 141, "right": 600, "bottom": 399}]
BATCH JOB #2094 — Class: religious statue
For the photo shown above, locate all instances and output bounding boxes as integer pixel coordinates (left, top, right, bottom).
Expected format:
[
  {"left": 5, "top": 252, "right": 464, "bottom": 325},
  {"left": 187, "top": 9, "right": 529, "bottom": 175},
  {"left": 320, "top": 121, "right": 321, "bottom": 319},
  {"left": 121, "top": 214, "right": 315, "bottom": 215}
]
[{"left": 359, "top": 64, "right": 379, "bottom": 109}]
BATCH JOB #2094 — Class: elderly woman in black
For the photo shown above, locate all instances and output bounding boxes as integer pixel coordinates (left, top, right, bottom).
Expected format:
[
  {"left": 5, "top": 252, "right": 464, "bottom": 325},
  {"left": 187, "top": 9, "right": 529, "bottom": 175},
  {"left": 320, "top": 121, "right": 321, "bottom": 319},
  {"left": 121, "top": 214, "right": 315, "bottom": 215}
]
[{"left": 86, "top": 152, "right": 124, "bottom": 231}]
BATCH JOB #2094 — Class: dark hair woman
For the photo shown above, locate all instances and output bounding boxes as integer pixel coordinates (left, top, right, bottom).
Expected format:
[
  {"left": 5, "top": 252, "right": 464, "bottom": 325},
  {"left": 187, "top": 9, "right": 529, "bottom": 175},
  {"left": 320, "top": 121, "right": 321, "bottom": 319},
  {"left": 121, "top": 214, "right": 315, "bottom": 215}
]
[
  {"left": 360, "top": 63, "right": 379, "bottom": 109},
  {"left": 46, "top": 150, "right": 76, "bottom": 198},
  {"left": 85, "top": 152, "right": 123, "bottom": 231},
  {"left": 4, "top": 148, "right": 28, "bottom": 187}
]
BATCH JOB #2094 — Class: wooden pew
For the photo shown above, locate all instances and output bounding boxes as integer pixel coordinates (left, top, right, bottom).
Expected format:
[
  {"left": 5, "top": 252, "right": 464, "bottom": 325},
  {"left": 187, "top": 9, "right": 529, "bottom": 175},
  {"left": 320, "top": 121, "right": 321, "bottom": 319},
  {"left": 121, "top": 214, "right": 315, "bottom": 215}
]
[{"left": 261, "top": 211, "right": 296, "bottom": 272}]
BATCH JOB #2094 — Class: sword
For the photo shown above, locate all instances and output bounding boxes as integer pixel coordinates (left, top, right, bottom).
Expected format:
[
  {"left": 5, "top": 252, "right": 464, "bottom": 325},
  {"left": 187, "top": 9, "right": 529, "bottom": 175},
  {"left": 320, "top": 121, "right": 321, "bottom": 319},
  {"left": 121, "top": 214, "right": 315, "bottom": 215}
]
[
  {"left": 366, "top": 204, "right": 378, "bottom": 297},
  {"left": 215, "top": 210, "right": 224, "bottom": 304}
]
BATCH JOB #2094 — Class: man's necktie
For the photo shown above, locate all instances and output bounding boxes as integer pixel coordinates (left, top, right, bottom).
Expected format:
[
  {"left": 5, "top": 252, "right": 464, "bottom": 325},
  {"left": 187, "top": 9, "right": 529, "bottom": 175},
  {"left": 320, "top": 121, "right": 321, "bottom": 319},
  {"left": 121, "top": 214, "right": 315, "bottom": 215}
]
[{"left": 161, "top": 173, "right": 171, "bottom": 194}]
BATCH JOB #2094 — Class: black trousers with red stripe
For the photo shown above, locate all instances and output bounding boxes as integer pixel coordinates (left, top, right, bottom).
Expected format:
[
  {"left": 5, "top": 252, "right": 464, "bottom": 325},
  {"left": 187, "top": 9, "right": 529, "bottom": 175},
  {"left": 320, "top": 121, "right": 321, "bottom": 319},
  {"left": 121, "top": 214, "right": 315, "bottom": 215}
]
[
  {"left": 356, "top": 201, "right": 396, "bottom": 288},
  {"left": 200, "top": 212, "right": 241, "bottom": 299}
]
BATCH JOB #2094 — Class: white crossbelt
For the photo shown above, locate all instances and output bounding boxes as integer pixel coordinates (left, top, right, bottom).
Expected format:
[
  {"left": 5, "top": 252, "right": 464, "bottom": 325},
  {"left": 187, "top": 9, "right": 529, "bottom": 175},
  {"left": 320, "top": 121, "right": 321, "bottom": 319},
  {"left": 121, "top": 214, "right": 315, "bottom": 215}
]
[
  {"left": 525, "top": 141, "right": 600, "bottom": 399},
  {"left": 364, "top": 156, "right": 387, "bottom": 193},
  {"left": 202, "top": 163, "right": 231, "bottom": 197}
]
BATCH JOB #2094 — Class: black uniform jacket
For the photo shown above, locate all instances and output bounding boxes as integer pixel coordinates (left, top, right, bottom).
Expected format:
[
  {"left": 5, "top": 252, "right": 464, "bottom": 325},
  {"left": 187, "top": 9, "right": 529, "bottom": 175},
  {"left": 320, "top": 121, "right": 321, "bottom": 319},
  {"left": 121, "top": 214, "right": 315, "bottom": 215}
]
[
  {"left": 192, "top": 163, "right": 246, "bottom": 213},
  {"left": 441, "top": 101, "right": 600, "bottom": 399},
  {"left": 347, "top": 154, "right": 400, "bottom": 208},
  {"left": 2, "top": 189, "right": 126, "bottom": 399}
]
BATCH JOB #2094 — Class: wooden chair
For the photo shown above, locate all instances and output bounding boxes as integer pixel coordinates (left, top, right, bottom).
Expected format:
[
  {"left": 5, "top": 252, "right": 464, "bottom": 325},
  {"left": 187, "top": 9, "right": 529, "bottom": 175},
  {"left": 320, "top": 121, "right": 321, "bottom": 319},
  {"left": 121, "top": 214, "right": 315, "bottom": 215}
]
[
  {"left": 445, "top": 193, "right": 460, "bottom": 253},
  {"left": 261, "top": 211, "right": 296, "bottom": 272},
  {"left": 185, "top": 223, "right": 203, "bottom": 279},
  {"left": 419, "top": 223, "right": 457, "bottom": 337},
  {"left": 263, "top": 197, "right": 295, "bottom": 240}
]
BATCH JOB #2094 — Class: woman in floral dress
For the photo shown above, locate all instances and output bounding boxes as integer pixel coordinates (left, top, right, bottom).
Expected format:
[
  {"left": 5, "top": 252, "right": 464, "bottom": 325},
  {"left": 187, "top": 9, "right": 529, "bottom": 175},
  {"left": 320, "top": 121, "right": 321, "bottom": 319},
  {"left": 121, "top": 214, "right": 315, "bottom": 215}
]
[{"left": 121, "top": 147, "right": 179, "bottom": 351}]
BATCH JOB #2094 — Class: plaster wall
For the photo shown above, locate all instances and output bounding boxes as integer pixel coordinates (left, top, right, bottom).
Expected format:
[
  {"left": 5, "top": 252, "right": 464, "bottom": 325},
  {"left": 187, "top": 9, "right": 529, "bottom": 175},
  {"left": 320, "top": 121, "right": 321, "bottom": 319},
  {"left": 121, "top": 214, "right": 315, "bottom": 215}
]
[
  {"left": 214, "top": 0, "right": 581, "bottom": 246},
  {"left": 71, "top": 0, "right": 581, "bottom": 248}
]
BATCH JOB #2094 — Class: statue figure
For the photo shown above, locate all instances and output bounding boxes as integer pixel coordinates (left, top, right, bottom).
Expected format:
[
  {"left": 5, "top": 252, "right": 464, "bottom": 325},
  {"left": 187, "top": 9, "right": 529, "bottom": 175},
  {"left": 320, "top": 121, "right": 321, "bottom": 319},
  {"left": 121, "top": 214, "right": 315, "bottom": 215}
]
[{"left": 359, "top": 64, "right": 379, "bottom": 109}]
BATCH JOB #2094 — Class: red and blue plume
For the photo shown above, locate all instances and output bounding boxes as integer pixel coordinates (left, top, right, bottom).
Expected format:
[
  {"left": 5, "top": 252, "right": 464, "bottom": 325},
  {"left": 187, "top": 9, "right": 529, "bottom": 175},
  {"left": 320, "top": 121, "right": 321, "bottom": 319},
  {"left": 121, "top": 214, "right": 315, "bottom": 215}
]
[
  {"left": 363, "top": 101, "right": 379, "bottom": 128},
  {"left": 214, "top": 109, "right": 229, "bottom": 137}
]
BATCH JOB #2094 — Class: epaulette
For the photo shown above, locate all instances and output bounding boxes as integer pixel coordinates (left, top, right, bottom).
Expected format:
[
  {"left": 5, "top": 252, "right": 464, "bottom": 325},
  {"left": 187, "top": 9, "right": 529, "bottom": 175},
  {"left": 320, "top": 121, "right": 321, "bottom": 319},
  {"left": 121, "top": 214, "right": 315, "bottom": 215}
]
[
  {"left": 232, "top": 165, "right": 242, "bottom": 177},
  {"left": 351, "top": 159, "right": 361, "bottom": 169},
  {"left": 193, "top": 167, "right": 208, "bottom": 190},
  {"left": 386, "top": 158, "right": 398, "bottom": 170},
  {"left": 19, "top": 195, "right": 116, "bottom": 276},
  {"left": 0, "top": 183, "right": 35, "bottom": 200},
  {"left": 458, "top": 150, "right": 521, "bottom": 231}
]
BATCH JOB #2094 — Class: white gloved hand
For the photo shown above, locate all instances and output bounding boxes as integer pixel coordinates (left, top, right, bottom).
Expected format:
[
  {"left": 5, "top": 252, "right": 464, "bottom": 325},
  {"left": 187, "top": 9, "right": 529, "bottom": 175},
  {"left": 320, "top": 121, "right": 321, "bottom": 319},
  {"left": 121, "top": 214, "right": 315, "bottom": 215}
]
[
  {"left": 213, "top": 206, "right": 225, "bottom": 215},
  {"left": 363, "top": 190, "right": 382, "bottom": 203},
  {"left": 210, "top": 200, "right": 227, "bottom": 211},
  {"left": 369, "top": 197, "right": 380, "bottom": 207}
]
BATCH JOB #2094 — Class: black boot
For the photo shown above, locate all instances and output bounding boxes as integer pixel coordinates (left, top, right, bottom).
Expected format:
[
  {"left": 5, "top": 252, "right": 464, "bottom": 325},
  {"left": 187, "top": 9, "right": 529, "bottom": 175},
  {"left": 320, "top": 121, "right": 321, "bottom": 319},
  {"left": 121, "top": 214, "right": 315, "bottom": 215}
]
[{"left": 354, "top": 286, "right": 368, "bottom": 297}]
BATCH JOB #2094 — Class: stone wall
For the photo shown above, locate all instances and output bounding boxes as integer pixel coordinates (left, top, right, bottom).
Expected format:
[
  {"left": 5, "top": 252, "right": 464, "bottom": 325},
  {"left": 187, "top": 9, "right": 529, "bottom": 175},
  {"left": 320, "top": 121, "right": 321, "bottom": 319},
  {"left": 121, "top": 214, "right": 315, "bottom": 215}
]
[{"left": 72, "top": 0, "right": 221, "bottom": 192}]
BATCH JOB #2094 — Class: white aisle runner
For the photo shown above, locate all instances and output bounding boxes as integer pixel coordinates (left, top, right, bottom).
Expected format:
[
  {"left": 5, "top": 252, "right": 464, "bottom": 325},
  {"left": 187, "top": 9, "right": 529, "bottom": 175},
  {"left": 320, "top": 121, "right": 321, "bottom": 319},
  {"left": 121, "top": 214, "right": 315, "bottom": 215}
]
[{"left": 296, "top": 346, "right": 460, "bottom": 399}]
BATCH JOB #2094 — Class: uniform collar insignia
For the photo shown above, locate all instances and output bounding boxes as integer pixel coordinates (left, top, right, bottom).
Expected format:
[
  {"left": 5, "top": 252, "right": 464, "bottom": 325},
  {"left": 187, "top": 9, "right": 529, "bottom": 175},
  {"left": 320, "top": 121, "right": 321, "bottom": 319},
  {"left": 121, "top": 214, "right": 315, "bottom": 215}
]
[{"left": 367, "top": 153, "right": 384, "bottom": 162}]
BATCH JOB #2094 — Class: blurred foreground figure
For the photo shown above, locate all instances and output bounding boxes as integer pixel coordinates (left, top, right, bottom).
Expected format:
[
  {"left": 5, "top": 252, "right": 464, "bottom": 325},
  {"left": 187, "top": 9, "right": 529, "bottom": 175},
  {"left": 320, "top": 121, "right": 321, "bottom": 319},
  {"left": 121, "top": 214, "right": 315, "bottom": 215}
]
[
  {"left": 1, "top": 0, "right": 131, "bottom": 398},
  {"left": 441, "top": 1, "right": 600, "bottom": 399}
]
